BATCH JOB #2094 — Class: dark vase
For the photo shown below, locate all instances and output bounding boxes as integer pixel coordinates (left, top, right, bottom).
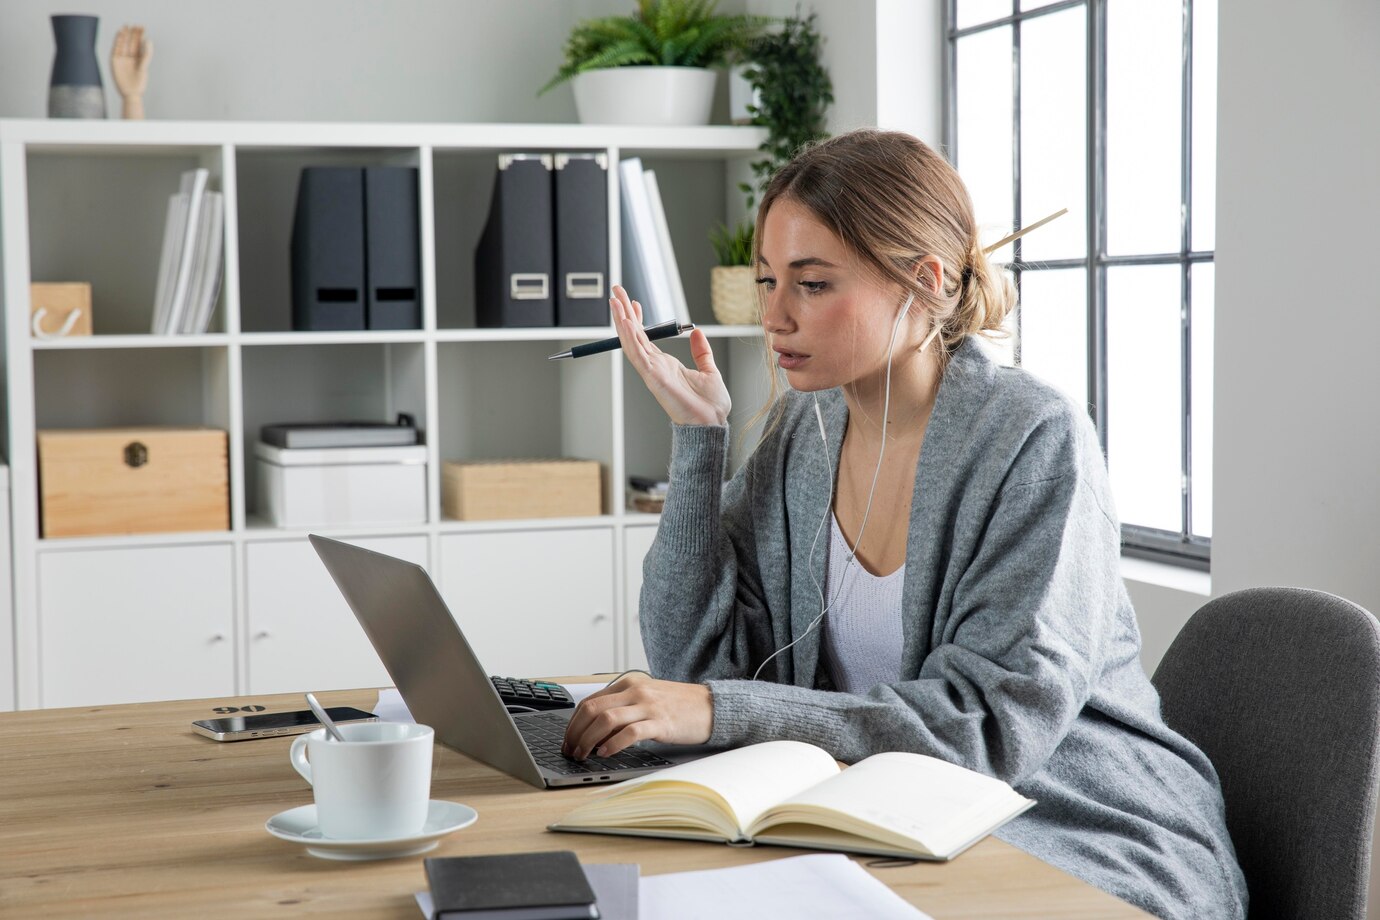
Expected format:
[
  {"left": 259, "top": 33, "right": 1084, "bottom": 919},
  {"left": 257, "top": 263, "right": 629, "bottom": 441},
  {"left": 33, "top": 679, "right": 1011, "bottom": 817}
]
[{"left": 48, "top": 15, "right": 106, "bottom": 119}]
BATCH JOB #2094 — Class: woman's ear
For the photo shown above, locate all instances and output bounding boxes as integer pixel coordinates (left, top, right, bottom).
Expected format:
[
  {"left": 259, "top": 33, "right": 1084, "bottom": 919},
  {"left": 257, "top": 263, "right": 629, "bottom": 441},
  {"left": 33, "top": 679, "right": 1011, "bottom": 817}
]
[{"left": 913, "top": 255, "right": 944, "bottom": 296}]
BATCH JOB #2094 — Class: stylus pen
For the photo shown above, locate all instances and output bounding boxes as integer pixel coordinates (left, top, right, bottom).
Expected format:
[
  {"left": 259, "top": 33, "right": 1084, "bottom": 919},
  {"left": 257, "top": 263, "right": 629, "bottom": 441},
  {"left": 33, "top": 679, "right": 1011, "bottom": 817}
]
[{"left": 547, "top": 319, "right": 695, "bottom": 360}]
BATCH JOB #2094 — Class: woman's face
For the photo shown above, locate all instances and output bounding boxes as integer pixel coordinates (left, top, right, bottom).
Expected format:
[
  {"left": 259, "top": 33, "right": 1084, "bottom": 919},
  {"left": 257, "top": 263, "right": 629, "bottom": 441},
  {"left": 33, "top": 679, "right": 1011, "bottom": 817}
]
[{"left": 757, "top": 197, "right": 916, "bottom": 393}]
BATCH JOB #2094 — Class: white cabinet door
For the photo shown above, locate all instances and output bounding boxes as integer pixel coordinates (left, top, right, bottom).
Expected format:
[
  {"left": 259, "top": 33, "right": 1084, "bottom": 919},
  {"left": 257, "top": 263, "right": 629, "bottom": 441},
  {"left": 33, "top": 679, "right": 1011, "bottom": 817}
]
[
  {"left": 245, "top": 536, "right": 429, "bottom": 695},
  {"left": 623, "top": 525, "right": 656, "bottom": 672},
  {"left": 438, "top": 529, "right": 615, "bottom": 678},
  {"left": 39, "top": 544, "right": 235, "bottom": 708}
]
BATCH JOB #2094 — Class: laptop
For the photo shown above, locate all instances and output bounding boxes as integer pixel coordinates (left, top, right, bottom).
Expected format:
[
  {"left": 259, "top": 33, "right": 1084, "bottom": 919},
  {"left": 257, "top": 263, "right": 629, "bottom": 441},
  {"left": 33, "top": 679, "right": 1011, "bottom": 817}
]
[{"left": 309, "top": 534, "right": 715, "bottom": 788}]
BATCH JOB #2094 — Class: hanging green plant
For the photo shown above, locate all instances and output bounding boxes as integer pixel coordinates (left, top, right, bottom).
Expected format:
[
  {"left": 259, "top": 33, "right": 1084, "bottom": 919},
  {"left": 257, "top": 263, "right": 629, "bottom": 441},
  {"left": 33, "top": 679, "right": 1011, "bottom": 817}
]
[
  {"left": 708, "top": 9, "right": 833, "bottom": 269},
  {"left": 740, "top": 10, "right": 834, "bottom": 211}
]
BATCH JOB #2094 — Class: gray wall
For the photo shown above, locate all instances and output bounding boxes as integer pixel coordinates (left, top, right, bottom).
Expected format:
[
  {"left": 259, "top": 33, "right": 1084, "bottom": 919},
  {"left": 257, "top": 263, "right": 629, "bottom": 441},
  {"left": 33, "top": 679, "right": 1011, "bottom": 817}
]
[
  {"left": 1211, "top": 2, "right": 1380, "bottom": 913},
  {"left": 0, "top": 0, "right": 666, "bottom": 123},
  {"left": 1212, "top": 0, "right": 1380, "bottom": 610}
]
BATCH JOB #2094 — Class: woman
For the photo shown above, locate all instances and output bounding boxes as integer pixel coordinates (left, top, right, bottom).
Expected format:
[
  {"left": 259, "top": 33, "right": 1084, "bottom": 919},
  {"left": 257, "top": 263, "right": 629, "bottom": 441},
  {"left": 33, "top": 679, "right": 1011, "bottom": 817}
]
[{"left": 561, "top": 129, "right": 1246, "bottom": 920}]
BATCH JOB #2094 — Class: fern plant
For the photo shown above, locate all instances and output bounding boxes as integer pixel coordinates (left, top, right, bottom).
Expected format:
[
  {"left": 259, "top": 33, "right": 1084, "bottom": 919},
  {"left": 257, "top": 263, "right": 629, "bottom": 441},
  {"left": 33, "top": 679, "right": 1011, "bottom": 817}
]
[{"left": 540, "top": 0, "right": 771, "bottom": 95}]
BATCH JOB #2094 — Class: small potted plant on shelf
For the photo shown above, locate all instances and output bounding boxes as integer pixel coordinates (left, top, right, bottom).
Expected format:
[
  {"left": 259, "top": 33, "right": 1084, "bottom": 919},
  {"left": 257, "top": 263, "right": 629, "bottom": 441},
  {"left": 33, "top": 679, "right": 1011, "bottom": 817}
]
[
  {"left": 539, "top": 0, "right": 771, "bottom": 126},
  {"left": 708, "top": 9, "right": 833, "bottom": 323},
  {"left": 709, "top": 219, "right": 757, "bottom": 325}
]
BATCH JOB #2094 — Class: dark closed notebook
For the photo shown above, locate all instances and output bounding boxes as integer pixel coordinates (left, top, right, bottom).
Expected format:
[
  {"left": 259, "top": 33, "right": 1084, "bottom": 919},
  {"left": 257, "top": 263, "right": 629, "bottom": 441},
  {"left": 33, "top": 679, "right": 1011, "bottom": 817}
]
[{"left": 424, "top": 850, "right": 599, "bottom": 920}]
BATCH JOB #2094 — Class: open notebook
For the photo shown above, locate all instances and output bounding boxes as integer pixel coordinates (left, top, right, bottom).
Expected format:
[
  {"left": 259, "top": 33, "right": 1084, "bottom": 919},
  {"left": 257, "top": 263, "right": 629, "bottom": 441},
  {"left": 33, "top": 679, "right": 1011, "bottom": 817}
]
[{"left": 549, "top": 740, "right": 1035, "bottom": 861}]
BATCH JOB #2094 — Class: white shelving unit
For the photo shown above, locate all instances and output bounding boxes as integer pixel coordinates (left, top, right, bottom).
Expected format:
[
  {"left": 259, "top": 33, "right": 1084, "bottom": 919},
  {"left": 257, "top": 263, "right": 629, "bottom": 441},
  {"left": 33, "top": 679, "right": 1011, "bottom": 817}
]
[{"left": 0, "top": 119, "right": 770, "bottom": 710}]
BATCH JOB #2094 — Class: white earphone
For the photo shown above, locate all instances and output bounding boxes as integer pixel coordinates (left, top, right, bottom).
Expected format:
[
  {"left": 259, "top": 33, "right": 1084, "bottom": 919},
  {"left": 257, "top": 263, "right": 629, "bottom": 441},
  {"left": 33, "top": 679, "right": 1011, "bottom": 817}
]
[{"left": 752, "top": 291, "right": 916, "bottom": 681}]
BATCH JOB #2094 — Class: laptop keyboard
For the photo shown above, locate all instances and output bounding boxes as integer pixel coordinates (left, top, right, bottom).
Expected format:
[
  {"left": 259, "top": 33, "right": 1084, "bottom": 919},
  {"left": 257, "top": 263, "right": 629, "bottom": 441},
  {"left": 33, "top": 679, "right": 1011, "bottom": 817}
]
[{"left": 517, "top": 710, "right": 675, "bottom": 776}]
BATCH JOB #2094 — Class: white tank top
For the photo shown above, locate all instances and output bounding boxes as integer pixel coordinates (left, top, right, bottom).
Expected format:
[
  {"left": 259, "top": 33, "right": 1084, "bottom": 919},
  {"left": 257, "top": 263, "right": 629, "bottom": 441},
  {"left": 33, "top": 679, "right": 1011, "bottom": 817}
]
[{"left": 822, "top": 513, "right": 906, "bottom": 694}]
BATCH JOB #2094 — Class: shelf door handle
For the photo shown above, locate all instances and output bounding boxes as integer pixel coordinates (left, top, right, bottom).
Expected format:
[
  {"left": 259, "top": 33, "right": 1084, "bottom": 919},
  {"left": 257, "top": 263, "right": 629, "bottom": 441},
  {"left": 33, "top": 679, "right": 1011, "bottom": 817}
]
[
  {"left": 209, "top": 634, "right": 226, "bottom": 643},
  {"left": 254, "top": 630, "right": 270, "bottom": 640}
]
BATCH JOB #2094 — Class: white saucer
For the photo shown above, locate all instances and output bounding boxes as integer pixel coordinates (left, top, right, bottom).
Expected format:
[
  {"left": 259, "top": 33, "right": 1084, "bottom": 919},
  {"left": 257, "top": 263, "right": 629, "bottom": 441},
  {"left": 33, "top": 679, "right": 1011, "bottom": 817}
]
[{"left": 265, "top": 799, "right": 478, "bottom": 861}]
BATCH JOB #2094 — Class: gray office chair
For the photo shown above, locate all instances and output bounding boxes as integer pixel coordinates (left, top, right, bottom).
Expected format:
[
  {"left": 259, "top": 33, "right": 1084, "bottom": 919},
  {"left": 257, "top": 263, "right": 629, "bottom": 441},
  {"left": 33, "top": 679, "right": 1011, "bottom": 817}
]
[{"left": 1152, "top": 587, "right": 1380, "bottom": 920}]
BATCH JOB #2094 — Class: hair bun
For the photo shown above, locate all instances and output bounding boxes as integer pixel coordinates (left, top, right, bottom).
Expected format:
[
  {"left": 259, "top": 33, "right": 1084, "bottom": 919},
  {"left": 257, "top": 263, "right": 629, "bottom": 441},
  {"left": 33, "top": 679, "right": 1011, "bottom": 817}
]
[{"left": 955, "top": 243, "right": 1018, "bottom": 339}]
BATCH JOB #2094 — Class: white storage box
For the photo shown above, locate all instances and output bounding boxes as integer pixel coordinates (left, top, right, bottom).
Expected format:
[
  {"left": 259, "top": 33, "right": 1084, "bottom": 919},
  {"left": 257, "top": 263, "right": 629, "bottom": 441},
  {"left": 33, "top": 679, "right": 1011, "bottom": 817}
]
[{"left": 255, "top": 442, "right": 427, "bottom": 528}]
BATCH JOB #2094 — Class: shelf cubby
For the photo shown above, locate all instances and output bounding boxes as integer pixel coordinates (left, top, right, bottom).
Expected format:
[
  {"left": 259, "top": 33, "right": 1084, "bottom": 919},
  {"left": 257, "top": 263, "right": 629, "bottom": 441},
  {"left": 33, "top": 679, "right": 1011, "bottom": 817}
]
[
  {"left": 431, "top": 145, "right": 613, "bottom": 331},
  {"left": 33, "top": 345, "right": 232, "bottom": 433},
  {"left": 435, "top": 339, "right": 616, "bottom": 515},
  {"left": 233, "top": 146, "right": 422, "bottom": 334},
  {"left": 626, "top": 154, "right": 744, "bottom": 328},
  {"left": 26, "top": 145, "right": 226, "bottom": 336},
  {"left": 238, "top": 341, "right": 426, "bottom": 520}
]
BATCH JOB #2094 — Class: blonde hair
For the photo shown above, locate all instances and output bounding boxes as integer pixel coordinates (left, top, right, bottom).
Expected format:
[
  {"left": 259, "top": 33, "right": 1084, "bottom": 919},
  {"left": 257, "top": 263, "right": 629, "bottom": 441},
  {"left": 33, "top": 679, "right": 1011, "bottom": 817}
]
[{"left": 745, "top": 129, "right": 1017, "bottom": 435}]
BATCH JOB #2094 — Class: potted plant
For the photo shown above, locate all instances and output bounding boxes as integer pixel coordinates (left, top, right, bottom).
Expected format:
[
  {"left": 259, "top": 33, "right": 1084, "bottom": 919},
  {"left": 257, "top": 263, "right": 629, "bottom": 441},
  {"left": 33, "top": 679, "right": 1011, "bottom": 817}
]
[
  {"left": 709, "top": 219, "right": 757, "bottom": 325},
  {"left": 709, "top": 10, "right": 833, "bottom": 323},
  {"left": 540, "top": 0, "right": 770, "bottom": 126}
]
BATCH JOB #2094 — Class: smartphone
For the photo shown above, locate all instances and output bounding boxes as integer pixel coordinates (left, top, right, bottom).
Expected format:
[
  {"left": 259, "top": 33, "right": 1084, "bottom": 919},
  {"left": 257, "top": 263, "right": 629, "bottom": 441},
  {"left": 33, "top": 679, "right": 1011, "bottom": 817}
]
[{"left": 191, "top": 707, "right": 379, "bottom": 742}]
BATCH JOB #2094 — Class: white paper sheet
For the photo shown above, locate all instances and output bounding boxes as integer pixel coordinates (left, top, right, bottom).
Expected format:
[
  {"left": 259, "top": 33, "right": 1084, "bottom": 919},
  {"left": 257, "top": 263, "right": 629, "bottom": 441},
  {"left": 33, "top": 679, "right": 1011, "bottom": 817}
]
[
  {"left": 375, "top": 681, "right": 607, "bottom": 726},
  {"left": 373, "top": 688, "right": 415, "bottom": 724},
  {"left": 638, "top": 854, "right": 932, "bottom": 920}
]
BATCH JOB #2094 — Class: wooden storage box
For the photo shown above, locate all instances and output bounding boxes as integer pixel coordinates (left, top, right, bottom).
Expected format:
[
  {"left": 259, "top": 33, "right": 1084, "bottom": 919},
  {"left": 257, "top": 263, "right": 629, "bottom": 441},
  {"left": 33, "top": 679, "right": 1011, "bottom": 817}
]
[
  {"left": 30, "top": 282, "right": 93, "bottom": 337},
  {"left": 442, "top": 459, "right": 602, "bottom": 521},
  {"left": 38, "top": 427, "right": 229, "bottom": 537}
]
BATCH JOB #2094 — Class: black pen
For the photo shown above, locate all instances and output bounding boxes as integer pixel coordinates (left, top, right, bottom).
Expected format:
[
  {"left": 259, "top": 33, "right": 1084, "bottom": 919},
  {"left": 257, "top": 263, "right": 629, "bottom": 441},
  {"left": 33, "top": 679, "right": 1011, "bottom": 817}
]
[{"left": 547, "top": 320, "right": 696, "bottom": 360}]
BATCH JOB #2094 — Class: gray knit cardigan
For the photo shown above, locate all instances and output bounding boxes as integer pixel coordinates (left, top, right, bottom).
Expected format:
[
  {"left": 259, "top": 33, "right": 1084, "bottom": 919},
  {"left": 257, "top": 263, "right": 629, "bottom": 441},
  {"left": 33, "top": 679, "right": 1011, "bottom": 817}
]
[{"left": 639, "top": 340, "right": 1247, "bottom": 920}]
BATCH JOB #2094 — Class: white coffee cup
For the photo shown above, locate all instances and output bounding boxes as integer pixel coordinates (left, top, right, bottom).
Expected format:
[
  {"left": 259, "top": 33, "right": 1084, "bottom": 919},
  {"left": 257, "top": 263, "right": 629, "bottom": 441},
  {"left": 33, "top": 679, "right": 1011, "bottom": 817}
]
[{"left": 289, "top": 721, "right": 434, "bottom": 839}]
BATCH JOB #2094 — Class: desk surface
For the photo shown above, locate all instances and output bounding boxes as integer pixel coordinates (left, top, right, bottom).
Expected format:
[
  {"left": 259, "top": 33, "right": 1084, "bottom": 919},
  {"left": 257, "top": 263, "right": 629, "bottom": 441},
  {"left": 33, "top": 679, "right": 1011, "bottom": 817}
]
[{"left": 0, "top": 687, "right": 1150, "bottom": 919}]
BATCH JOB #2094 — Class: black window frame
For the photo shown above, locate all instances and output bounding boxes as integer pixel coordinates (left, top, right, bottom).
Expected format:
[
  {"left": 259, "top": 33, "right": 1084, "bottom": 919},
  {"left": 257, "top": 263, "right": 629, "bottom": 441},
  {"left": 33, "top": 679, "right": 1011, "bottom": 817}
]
[{"left": 944, "top": 0, "right": 1212, "bottom": 570}]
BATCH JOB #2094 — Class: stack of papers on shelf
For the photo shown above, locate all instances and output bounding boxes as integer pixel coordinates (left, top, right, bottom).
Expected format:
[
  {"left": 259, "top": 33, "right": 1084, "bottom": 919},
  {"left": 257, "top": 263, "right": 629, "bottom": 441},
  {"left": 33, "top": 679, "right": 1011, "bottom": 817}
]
[
  {"left": 628, "top": 475, "right": 669, "bottom": 514},
  {"left": 151, "top": 168, "right": 224, "bottom": 335},
  {"left": 619, "top": 158, "right": 691, "bottom": 327}
]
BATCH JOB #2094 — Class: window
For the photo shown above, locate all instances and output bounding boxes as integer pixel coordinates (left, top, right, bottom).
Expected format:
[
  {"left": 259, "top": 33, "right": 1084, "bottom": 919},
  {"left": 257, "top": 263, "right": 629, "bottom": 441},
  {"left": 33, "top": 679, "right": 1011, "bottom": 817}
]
[{"left": 945, "top": 0, "right": 1216, "bottom": 569}]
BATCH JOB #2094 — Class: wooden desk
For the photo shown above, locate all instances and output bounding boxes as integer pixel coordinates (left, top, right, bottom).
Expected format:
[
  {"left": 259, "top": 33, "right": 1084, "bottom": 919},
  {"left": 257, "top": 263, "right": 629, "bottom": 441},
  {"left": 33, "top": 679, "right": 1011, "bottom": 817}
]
[{"left": 0, "top": 688, "right": 1150, "bottom": 919}]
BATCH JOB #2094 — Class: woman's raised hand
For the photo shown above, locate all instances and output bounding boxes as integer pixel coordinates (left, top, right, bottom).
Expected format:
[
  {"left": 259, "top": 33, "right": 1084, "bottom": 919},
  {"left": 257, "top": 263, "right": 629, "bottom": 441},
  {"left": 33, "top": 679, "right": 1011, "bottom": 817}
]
[{"left": 611, "top": 285, "right": 730, "bottom": 427}]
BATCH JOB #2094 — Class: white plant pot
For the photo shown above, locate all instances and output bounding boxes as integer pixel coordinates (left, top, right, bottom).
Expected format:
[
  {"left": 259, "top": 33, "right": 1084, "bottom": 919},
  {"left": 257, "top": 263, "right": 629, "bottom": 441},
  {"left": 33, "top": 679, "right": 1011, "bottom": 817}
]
[
  {"left": 728, "top": 64, "right": 759, "bottom": 125},
  {"left": 572, "top": 66, "right": 717, "bottom": 127}
]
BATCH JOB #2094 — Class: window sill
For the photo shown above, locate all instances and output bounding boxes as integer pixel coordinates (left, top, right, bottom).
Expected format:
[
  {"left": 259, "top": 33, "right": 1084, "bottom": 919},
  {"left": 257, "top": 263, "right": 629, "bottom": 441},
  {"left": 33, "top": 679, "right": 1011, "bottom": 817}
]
[{"left": 1120, "top": 555, "right": 1211, "bottom": 597}]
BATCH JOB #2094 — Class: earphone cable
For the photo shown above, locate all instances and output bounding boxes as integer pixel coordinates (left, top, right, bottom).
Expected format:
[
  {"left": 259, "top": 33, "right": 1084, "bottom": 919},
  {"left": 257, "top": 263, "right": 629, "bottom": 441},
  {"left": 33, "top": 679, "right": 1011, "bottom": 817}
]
[{"left": 752, "top": 293, "right": 914, "bottom": 681}]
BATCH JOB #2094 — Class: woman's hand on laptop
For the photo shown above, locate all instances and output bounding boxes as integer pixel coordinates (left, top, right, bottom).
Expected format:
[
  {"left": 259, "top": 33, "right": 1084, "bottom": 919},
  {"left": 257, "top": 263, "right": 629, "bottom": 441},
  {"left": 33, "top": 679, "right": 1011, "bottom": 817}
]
[{"left": 561, "top": 672, "right": 712, "bottom": 760}]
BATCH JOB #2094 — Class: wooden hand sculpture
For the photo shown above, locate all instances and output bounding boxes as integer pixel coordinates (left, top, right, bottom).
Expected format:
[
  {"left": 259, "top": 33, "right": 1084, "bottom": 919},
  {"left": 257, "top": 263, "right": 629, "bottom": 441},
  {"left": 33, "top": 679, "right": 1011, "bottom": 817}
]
[{"left": 110, "top": 25, "right": 152, "bottom": 120}]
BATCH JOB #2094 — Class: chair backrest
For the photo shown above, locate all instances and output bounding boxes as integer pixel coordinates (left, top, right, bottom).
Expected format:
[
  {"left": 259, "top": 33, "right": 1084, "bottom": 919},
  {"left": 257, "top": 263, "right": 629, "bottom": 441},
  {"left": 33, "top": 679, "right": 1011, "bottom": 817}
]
[{"left": 1152, "top": 587, "right": 1380, "bottom": 920}]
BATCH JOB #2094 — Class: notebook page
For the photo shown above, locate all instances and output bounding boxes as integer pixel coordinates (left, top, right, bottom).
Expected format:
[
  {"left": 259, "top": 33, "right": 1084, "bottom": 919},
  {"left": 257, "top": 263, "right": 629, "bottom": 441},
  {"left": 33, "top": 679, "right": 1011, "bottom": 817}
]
[
  {"left": 591, "top": 740, "right": 840, "bottom": 832},
  {"left": 749, "top": 751, "right": 1031, "bottom": 855}
]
